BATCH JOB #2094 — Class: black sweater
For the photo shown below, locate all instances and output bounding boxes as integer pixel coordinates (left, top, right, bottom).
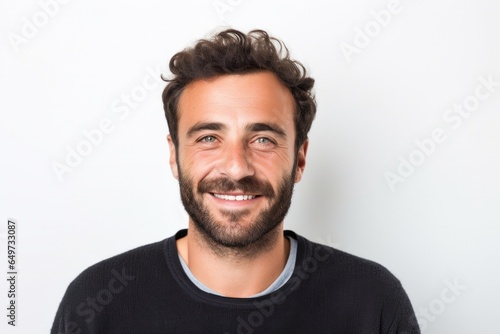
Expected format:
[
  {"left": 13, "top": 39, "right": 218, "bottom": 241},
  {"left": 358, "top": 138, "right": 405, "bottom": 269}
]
[{"left": 51, "top": 230, "right": 420, "bottom": 333}]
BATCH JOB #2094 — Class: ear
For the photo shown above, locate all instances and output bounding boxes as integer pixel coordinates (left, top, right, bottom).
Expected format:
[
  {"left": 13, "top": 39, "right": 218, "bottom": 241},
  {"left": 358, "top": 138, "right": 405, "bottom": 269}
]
[
  {"left": 167, "top": 135, "right": 179, "bottom": 180},
  {"left": 294, "top": 138, "right": 308, "bottom": 183}
]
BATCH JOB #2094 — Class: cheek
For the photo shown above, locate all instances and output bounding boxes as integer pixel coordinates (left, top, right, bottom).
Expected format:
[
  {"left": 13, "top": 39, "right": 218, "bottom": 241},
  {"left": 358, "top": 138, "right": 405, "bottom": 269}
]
[
  {"left": 180, "top": 150, "right": 219, "bottom": 178},
  {"left": 256, "top": 146, "right": 295, "bottom": 165},
  {"left": 253, "top": 151, "right": 296, "bottom": 179}
]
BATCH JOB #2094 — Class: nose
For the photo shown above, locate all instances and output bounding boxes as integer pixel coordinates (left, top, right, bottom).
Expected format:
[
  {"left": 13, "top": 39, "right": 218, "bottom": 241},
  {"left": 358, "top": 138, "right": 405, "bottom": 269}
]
[{"left": 218, "top": 141, "right": 255, "bottom": 181}]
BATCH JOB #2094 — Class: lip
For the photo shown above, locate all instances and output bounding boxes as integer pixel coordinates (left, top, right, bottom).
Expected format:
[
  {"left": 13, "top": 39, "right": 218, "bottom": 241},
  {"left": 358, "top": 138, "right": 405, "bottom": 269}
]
[
  {"left": 207, "top": 192, "right": 262, "bottom": 207},
  {"left": 211, "top": 192, "right": 258, "bottom": 194},
  {"left": 210, "top": 192, "right": 260, "bottom": 196}
]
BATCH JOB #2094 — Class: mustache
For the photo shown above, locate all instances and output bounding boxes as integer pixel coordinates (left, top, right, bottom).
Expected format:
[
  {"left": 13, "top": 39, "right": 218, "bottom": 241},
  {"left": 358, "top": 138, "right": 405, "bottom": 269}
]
[{"left": 198, "top": 176, "right": 275, "bottom": 197}]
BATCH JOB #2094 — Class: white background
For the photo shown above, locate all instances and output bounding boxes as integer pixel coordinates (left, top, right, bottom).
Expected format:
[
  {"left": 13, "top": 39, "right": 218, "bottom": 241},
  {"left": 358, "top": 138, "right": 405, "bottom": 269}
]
[{"left": 1, "top": 0, "right": 499, "bottom": 333}]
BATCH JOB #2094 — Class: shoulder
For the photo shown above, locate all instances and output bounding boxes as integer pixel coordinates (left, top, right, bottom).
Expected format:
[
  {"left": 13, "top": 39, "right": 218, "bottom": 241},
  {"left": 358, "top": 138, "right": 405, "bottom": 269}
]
[
  {"left": 51, "top": 238, "right": 171, "bottom": 333},
  {"left": 291, "top": 231, "right": 404, "bottom": 291},
  {"left": 61, "top": 237, "right": 168, "bottom": 304},
  {"left": 75, "top": 239, "right": 164, "bottom": 281},
  {"left": 288, "top": 232, "right": 420, "bottom": 332}
]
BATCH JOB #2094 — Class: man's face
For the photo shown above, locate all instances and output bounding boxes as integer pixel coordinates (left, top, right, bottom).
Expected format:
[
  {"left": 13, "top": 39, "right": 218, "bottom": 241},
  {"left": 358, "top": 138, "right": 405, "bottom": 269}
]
[{"left": 168, "top": 71, "right": 307, "bottom": 249}]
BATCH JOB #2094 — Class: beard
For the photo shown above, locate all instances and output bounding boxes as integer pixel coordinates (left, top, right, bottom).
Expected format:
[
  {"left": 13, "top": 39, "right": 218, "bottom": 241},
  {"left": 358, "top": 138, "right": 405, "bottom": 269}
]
[{"left": 178, "top": 165, "right": 296, "bottom": 254}]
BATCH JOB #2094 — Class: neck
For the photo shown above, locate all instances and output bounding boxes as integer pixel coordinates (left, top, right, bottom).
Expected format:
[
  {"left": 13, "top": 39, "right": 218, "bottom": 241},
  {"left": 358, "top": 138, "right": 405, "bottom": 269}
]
[{"left": 176, "top": 221, "right": 290, "bottom": 298}]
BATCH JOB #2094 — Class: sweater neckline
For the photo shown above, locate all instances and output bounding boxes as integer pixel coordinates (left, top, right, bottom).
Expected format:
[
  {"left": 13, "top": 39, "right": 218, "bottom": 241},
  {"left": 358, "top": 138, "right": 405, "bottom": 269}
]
[{"left": 163, "top": 229, "right": 308, "bottom": 307}]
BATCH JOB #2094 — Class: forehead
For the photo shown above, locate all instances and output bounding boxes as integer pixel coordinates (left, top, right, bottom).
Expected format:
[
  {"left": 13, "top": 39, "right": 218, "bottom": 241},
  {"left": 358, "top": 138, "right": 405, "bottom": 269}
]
[{"left": 177, "top": 71, "right": 296, "bottom": 128}]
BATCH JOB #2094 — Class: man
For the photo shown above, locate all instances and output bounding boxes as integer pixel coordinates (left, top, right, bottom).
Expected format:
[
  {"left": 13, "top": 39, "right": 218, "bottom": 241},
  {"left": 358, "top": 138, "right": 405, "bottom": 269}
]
[{"left": 52, "top": 29, "right": 420, "bottom": 333}]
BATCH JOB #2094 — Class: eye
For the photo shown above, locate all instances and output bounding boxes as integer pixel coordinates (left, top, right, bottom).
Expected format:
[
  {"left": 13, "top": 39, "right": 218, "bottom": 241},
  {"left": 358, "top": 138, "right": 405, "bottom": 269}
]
[
  {"left": 255, "top": 137, "right": 275, "bottom": 145},
  {"left": 200, "top": 135, "right": 216, "bottom": 143}
]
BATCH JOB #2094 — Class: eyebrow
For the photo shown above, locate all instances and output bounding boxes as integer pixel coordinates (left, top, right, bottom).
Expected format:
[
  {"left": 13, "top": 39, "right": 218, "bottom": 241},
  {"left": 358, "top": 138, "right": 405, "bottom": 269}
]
[
  {"left": 187, "top": 122, "right": 226, "bottom": 138},
  {"left": 246, "top": 123, "right": 287, "bottom": 138},
  {"left": 186, "top": 121, "right": 287, "bottom": 139}
]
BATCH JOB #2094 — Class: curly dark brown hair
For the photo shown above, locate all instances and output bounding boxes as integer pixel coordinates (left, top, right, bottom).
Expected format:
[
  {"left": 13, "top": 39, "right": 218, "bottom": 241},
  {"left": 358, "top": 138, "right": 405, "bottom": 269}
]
[{"left": 162, "top": 28, "right": 316, "bottom": 151}]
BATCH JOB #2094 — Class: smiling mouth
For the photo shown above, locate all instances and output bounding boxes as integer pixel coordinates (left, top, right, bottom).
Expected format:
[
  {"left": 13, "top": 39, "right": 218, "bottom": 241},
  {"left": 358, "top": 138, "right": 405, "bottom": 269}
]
[{"left": 211, "top": 193, "right": 260, "bottom": 201}]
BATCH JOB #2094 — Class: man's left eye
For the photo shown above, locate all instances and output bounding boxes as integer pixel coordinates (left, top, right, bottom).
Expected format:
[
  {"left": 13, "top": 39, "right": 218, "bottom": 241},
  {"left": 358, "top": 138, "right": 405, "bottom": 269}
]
[{"left": 256, "top": 137, "right": 272, "bottom": 144}]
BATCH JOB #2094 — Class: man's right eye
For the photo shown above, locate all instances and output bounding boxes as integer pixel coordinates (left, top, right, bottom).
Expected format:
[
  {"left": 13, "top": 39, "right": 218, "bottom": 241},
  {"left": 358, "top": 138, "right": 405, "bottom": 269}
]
[{"left": 200, "top": 136, "right": 216, "bottom": 143}]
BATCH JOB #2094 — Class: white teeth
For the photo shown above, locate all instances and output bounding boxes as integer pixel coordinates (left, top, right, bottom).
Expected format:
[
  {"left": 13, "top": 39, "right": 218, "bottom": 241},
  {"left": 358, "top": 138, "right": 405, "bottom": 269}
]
[{"left": 213, "top": 194, "right": 257, "bottom": 201}]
